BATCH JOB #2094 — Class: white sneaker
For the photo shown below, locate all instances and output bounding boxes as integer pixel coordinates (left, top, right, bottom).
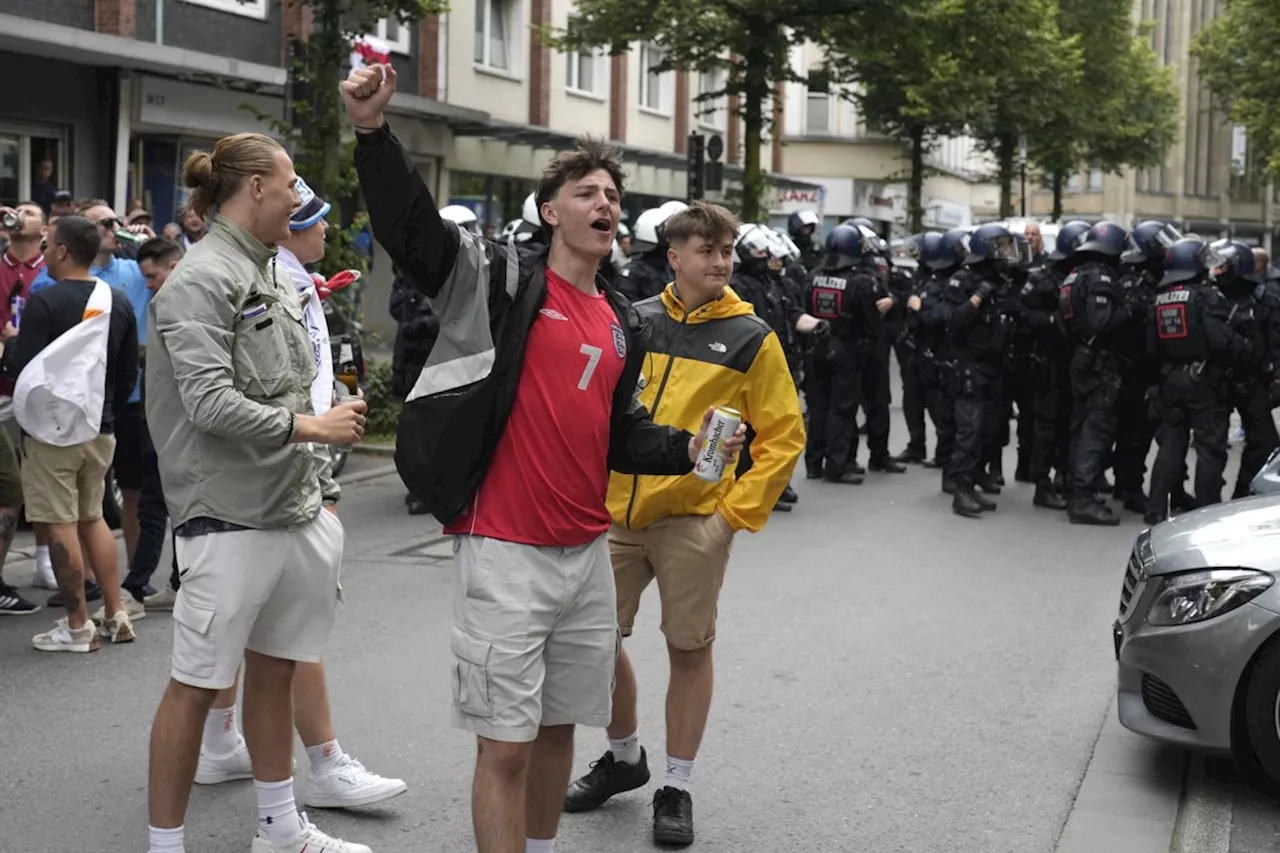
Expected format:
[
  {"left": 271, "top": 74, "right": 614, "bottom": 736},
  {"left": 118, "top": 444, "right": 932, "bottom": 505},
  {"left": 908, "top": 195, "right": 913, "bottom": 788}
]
[
  {"left": 304, "top": 754, "right": 408, "bottom": 809},
  {"left": 144, "top": 587, "right": 177, "bottom": 610},
  {"left": 32, "top": 617, "right": 99, "bottom": 653},
  {"left": 98, "top": 610, "right": 137, "bottom": 644},
  {"left": 250, "top": 812, "right": 372, "bottom": 853},
  {"left": 34, "top": 561, "right": 57, "bottom": 590},
  {"left": 91, "top": 592, "right": 146, "bottom": 626},
  {"left": 194, "top": 738, "right": 253, "bottom": 785}
]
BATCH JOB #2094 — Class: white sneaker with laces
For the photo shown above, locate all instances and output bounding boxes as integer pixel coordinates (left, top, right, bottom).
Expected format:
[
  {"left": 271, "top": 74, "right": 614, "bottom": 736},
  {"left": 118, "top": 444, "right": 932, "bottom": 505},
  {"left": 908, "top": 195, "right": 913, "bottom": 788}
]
[
  {"left": 304, "top": 754, "right": 408, "bottom": 809},
  {"left": 98, "top": 610, "right": 137, "bottom": 643},
  {"left": 250, "top": 812, "right": 372, "bottom": 853},
  {"left": 194, "top": 738, "right": 253, "bottom": 785},
  {"left": 32, "top": 617, "right": 99, "bottom": 653},
  {"left": 91, "top": 591, "right": 146, "bottom": 625},
  {"left": 144, "top": 587, "right": 177, "bottom": 610}
]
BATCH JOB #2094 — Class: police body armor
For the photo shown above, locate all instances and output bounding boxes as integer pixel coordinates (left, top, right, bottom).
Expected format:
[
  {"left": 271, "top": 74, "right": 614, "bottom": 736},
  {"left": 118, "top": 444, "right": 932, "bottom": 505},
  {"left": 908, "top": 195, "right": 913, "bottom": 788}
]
[
  {"left": 614, "top": 251, "right": 671, "bottom": 303},
  {"left": 1153, "top": 284, "right": 1212, "bottom": 365},
  {"left": 806, "top": 268, "right": 881, "bottom": 356},
  {"left": 1060, "top": 262, "right": 1125, "bottom": 347},
  {"left": 947, "top": 269, "right": 1012, "bottom": 365}
]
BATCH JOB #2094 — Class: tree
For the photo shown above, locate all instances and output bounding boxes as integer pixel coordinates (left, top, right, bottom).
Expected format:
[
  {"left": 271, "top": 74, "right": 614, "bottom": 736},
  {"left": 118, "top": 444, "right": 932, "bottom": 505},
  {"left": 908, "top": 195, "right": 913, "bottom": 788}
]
[
  {"left": 248, "top": 0, "right": 439, "bottom": 281},
  {"left": 1193, "top": 0, "right": 1280, "bottom": 179},
  {"left": 956, "top": 0, "right": 1084, "bottom": 219},
  {"left": 544, "top": 0, "right": 893, "bottom": 222},
  {"left": 1031, "top": 0, "right": 1177, "bottom": 220},
  {"left": 823, "top": 0, "right": 987, "bottom": 232}
]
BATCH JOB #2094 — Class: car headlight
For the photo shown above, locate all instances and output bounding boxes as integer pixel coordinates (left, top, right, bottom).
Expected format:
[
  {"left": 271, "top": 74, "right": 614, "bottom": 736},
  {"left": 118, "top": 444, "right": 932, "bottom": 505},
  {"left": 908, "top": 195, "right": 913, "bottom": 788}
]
[{"left": 1147, "top": 569, "right": 1274, "bottom": 627}]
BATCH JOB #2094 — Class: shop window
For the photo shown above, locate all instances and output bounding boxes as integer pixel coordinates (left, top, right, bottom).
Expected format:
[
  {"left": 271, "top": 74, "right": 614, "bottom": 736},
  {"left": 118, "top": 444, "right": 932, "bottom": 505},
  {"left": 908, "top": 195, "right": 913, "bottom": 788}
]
[
  {"left": 0, "top": 131, "right": 65, "bottom": 214},
  {"left": 640, "top": 44, "right": 671, "bottom": 114},
  {"left": 475, "top": 0, "right": 514, "bottom": 72},
  {"left": 373, "top": 18, "right": 412, "bottom": 55},
  {"left": 183, "top": 0, "right": 268, "bottom": 20}
]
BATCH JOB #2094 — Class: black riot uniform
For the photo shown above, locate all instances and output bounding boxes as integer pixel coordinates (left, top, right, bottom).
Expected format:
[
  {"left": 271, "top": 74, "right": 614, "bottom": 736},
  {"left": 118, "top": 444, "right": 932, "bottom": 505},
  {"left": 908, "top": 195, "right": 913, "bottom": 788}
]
[
  {"left": 802, "top": 225, "right": 888, "bottom": 483},
  {"left": 614, "top": 249, "right": 672, "bottom": 303},
  {"left": 1146, "top": 239, "right": 1253, "bottom": 524},
  {"left": 918, "top": 229, "right": 969, "bottom": 484},
  {"left": 943, "top": 224, "right": 1018, "bottom": 517},
  {"left": 1216, "top": 242, "right": 1280, "bottom": 498},
  {"left": 787, "top": 211, "right": 825, "bottom": 273},
  {"left": 1019, "top": 221, "right": 1090, "bottom": 511},
  {"left": 991, "top": 234, "right": 1032, "bottom": 486},
  {"left": 1060, "top": 221, "right": 1132, "bottom": 526},
  {"left": 885, "top": 252, "right": 928, "bottom": 463},
  {"left": 858, "top": 249, "right": 906, "bottom": 473}
]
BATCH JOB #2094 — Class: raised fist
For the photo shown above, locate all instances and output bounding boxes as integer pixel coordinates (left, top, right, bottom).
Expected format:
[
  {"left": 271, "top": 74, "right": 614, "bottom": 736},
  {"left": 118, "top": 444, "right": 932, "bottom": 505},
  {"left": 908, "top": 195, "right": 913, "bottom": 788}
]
[{"left": 341, "top": 63, "right": 398, "bottom": 129}]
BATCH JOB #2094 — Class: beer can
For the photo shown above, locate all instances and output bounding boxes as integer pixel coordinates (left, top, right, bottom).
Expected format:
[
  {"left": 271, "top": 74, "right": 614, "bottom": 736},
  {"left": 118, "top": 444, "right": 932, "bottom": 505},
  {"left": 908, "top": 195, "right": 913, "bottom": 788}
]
[{"left": 693, "top": 406, "right": 741, "bottom": 483}]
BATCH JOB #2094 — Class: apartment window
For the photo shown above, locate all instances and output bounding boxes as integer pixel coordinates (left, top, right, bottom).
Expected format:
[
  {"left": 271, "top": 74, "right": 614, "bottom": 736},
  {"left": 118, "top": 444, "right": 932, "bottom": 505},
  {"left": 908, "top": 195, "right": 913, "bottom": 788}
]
[
  {"left": 639, "top": 44, "right": 670, "bottom": 113},
  {"left": 475, "top": 0, "right": 513, "bottom": 72},
  {"left": 371, "top": 18, "right": 412, "bottom": 55},
  {"left": 566, "top": 51, "right": 601, "bottom": 95},
  {"left": 0, "top": 129, "right": 65, "bottom": 213},
  {"left": 806, "top": 69, "right": 831, "bottom": 134},
  {"left": 696, "top": 68, "right": 727, "bottom": 130},
  {"left": 183, "top": 0, "right": 267, "bottom": 18}
]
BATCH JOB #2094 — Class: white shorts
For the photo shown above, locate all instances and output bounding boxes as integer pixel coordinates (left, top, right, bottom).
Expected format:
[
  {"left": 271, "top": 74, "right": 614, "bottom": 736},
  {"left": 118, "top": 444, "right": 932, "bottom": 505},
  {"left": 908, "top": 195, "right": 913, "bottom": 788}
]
[
  {"left": 170, "top": 509, "right": 346, "bottom": 689},
  {"left": 451, "top": 534, "right": 619, "bottom": 743}
]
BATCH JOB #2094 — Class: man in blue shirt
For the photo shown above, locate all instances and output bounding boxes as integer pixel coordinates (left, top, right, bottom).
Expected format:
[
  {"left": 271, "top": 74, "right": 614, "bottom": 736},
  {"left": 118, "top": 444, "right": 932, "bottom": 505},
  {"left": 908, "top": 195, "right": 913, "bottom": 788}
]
[{"left": 80, "top": 201, "right": 154, "bottom": 608}]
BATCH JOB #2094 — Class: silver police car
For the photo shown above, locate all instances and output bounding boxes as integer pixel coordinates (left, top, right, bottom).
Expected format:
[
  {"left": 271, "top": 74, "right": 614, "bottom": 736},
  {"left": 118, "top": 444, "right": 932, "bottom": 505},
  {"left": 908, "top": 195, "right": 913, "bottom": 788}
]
[{"left": 1115, "top": 451, "right": 1280, "bottom": 782}]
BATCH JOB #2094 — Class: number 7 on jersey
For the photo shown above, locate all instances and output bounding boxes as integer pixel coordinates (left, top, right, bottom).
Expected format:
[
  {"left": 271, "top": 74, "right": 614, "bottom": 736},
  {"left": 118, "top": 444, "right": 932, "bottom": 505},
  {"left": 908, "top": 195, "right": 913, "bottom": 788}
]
[{"left": 577, "top": 344, "right": 602, "bottom": 390}]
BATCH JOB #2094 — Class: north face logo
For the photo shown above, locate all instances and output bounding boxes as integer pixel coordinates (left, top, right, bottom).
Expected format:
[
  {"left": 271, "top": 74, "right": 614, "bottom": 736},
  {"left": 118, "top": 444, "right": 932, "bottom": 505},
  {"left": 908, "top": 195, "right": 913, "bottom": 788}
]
[{"left": 708, "top": 342, "right": 727, "bottom": 353}]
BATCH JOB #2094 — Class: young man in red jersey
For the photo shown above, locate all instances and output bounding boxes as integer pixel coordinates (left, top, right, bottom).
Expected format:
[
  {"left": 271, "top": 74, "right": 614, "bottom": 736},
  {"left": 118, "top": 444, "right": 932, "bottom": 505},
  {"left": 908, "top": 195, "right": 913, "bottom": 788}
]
[{"left": 345, "top": 65, "right": 743, "bottom": 853}]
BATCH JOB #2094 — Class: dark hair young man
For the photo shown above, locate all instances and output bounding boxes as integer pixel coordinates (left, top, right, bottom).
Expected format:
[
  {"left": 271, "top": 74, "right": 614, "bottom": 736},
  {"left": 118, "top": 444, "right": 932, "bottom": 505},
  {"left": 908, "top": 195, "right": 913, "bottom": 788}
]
[
  {"left": 344, "top": 64, "right": 743, "bottom": 853},
  {"left": 564, "top": 201, "right": 805, "bottom": 845}
]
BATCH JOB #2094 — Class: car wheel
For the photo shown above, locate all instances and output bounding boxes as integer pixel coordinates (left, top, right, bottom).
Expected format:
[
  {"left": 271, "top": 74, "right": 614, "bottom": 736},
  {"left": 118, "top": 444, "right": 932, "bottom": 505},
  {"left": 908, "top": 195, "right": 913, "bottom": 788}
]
[
  {"left": 1242, "top": 638, "right": 1280, "bottom": 787},
  {"left": 102, "top": 468, "right": 124, "bottom": 530}
]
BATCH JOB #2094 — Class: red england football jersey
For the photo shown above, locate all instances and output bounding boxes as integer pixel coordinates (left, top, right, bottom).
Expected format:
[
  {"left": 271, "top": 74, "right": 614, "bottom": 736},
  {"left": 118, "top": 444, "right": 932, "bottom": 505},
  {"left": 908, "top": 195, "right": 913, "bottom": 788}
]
[{"left": 444, "top": 268, "right": 629, "bottom": 547}]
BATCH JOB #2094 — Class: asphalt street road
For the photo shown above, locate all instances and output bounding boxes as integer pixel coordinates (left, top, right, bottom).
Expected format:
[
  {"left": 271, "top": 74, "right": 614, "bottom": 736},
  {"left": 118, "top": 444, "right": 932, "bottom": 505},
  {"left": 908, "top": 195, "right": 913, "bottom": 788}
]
[{"left": 0, "top": 415, "right": 1272, "bottom": 852}]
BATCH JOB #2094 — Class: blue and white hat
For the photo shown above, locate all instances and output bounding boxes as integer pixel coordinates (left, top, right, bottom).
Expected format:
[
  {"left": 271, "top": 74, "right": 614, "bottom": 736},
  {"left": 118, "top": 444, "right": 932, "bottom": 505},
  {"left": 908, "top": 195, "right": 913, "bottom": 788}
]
[{"left": 291, "top": 176, "right": 331, "bottom": 231}]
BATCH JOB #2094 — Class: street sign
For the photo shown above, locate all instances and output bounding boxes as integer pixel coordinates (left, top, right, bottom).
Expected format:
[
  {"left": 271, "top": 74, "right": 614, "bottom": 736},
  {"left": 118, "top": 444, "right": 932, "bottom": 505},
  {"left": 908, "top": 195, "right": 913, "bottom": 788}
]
[{"left": 706, "top": 133, "right": 723, "bottom": 162}]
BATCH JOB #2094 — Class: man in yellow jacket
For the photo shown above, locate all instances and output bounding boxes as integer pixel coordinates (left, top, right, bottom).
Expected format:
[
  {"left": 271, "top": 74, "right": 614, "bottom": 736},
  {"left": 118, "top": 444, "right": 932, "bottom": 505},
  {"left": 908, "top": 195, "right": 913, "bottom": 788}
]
[{"left": 563, "top": 201, "right": 805, "bottom": 846}]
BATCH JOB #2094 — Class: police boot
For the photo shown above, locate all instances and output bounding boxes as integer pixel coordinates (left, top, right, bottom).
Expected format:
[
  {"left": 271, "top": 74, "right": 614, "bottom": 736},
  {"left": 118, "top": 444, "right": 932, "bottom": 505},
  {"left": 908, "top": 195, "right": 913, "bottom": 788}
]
[
  {"left": 971, "top": 489, "right": 997, "bottom": 512},
  {"left": 772, "top": 500, "right": 793, "bottom": 513},
  {"left": 1113, "top": 488, "right": 1148, "bottom": 515},
  {"left": 1143, "top": 511, "right": 1166, "bottom": 527},
  {"left": 988, "top": 459, "right": 1006, "bottom": 488},
  {"left": 893, "top": 444, "right": 928, "bottom": 464},
  {"left": 942, "top": 474, "right": 957, "bottom": 495},
  {"left": 870, "top": 456, "right": 908, "bottom": 474},
  {"left": 1171, "top": 489, "right": 1196, "bottom": 512},
  {"left": 1033, "top": 481, "right": 1068, "bottom": 511},
  {"left": 952, "top": 486, "right": 985, "bottom": 518},
  {"left": 1068, "top": 498, "right": 1120, "bottom": 526},
  {"left": 805, "top": 461, "right": 823, "bottom": 480},
  {"left": 779, "top": 485, "right": 799, "bottom": 504},
  {"left": 1015, "top": 455, "right": 1033, "bottom": 484},
  {"left": 850, "top": 461, "right": 867, "bottom": 476},
  {"left": 824, "top": 469, "right": 865, "bottom": 485},
  {"left": 1091, "top": 473, "right": 1114, "bottom": 495},
  {"left": 974, "top": 473, "right": 1002, "bottom": 495},
  {"left": 923, "top": 457, "right": 944, "bottom": 470}
]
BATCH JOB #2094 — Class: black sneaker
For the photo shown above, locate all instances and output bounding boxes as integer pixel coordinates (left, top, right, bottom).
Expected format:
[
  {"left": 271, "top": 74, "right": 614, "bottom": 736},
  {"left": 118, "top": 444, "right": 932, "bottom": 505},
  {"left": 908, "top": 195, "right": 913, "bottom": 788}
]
[
  {"left": 564, "top": 749, "right": 651, "bottom": 813},
  {"left": 47, "top": 580, "right": 101, "bottom": 609},
  {"left": 653, "top": 786, "right": 694, "bottom": 847},
  {"left": 0, "top": 582, "right": 40, "bottom": 615}
]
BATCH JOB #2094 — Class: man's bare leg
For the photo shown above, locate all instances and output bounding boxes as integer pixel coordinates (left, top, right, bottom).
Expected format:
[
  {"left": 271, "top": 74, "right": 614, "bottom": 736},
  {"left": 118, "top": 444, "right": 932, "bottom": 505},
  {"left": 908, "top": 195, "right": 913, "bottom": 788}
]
[
  {"left": 122, "top": 487, "right": 140, "bottom": 565},
  {"left": 526, "top": 725, "right": 575, "bottom": 842},
  {"left": 79, "top": 517, "right": 123, "bottom": 621},
  {"left": 605, "top": 647, "right": 639, "bottom": 741},
  {"left": 149, "top": 679, "right": 220, "bottom": 827},
  {"left": 666, "top": 643, "right": 714, "bottom": 764},
  {"left": 474, "top": 737, "right": 532, "bottom": 853},
  {"left": 242, "top": 650, "right": 296, "bottom": 782},
  {"left": 47, "top": 522, "right": 88, "bottom": 628},
  {"left": 292, "top": 661, "right": 335, "bottom": 746},
  {"left": 0, "top": 508, "right": 18, "bottom": 565}
]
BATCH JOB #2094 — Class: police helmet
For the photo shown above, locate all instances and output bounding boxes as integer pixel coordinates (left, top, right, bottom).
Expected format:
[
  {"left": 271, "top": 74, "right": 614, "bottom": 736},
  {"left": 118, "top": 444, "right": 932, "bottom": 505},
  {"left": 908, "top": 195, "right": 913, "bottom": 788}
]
[
  {"left": 933, "top": 228, "right": 971, "bottom": 271},
  {"left": 1077, "top": 221, "right": 1129, "bottom": 257},
  {"left": 770, "top": 228, "right": 802, "bottom": 263},
  {"left": 842, "top": 217, "right": 888, "bottom": 253},
  {"left": 964, "top": 223, "right": 1018, "bottom": 266},
  {"left": 1159, "top": 238, "right": 1227, "bottom": 287},
  {"left": 735, "top": 223, "right": 776, "bottom": 267},
  {"left": 617, "top": 222, "right": 631, "bottom": 239},
  {"left": 1212, "top": 240, "right": 1255, "bottom": 282},
  {"left": 630, "top": 201, "right": 688, "bottom": 255},
  {"left": 912, "top": 231, "right": 944, "bottom": 269},
  {"left": 1049, "top": 220, "right": 1091, "bottom": 262},
  {"left": 1121, "top": 220, "right": 1182, "bottom": 265},
  {"left": 787, "top": 210, "right": 820, "bottom": 241},
  {"left": 439, "top": 204, "right": 480, "bottom": 235},
  {"left": 823, "top": 223, "right": 877, "bottom": 270}
]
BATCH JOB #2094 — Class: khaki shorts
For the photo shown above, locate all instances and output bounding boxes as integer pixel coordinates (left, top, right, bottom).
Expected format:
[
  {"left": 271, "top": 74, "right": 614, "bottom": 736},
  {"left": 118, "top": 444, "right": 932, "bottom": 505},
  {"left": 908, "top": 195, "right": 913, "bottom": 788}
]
[
  {"left": 451, "top": 534, "right": 619, "bottom": 743},
  {"left": 611, "top": 514, "right": 735, "bottom": 651},
  {"left": 21, "top": 434, "right": 115, "bottom": 524},
  {"left": 170, "top": 509, "right": 345, "bottom": 690}
]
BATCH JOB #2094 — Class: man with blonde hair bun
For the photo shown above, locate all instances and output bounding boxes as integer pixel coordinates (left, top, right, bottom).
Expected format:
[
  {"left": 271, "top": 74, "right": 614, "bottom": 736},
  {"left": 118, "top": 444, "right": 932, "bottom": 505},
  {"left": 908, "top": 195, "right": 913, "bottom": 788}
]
[{"left": 144, "top": 132, "right": 370, "bottom": 853}]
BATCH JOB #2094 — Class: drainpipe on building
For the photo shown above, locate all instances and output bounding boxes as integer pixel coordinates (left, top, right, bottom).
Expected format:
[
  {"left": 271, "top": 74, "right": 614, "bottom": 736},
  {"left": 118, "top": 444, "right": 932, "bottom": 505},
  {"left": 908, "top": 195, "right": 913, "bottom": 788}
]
[
  {"left": 113, "top": 71, "right": 132, "bottom": 217},
  {"left": 155, "top": 0, "right": 164, "bottom": 45}
]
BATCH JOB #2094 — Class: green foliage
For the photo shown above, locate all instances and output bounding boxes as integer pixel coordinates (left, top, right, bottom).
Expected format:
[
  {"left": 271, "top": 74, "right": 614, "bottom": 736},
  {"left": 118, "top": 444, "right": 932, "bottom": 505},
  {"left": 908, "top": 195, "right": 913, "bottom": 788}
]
[
  {"left": 546, "top": 0, "right": 896, "bottom": 221},
  {"left": 1194, "top": 0, "right": 1280, "bottom": 178},
  {"left": 362, "top": 358, "right": 402, "bottom": 439}
]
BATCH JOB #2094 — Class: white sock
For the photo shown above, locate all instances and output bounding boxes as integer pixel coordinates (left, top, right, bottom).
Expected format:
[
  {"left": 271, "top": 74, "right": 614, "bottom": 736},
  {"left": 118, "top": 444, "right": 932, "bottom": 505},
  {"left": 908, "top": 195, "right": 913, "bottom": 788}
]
[
  {"left": 664, "top": 756, "right": 694, "bottom": 792},
  {"left": 608, "top": 732, "right": 642, "bottom": 765},
  {"left": 255, "top": 778, "right": 304, "bottom": 845},
  {"left": 526, "top": 839, "right": 556, "bottom": 853},
  {"left": 305, "top": 738, "right": 344, "bottom": 777},
  {"left": 202, "top": 706, "right": 240, "bottom": 756},
  {"left": 147, "top": 825, "right": 184, "bottom": 853},
  {"left": 36, "top": 545, "right": 50, "bottom": 572}
]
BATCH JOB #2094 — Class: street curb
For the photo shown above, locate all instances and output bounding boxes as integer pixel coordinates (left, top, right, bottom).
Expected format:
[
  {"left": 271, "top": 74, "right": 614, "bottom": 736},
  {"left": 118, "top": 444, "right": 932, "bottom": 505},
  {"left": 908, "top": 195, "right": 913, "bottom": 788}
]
[
  {"left": 340, "top": 463, "right": 400, "bottom": 485},
  {"left": 352, "top": 443, "right": 395, "bottom": 458},
  {"left": 1053, "top": 698, "right": 1186, "bottom": 853},
  {"left": 1170, "top": 754, "right": 1233, "bottom": 853}
]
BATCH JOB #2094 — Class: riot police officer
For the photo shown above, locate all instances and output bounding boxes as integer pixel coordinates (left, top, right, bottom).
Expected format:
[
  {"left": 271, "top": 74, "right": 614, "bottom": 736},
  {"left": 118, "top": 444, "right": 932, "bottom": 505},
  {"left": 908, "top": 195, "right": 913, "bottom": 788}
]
[
  {"left": 1060, "top": 221, "right": 1132, "bottom": 526},
  {"left": 787, "top": 210, "right": 824, "bottom": 272},
  {"left": 615, "top": 201, "right": 687, "bottom": 302},
  {"left": 886, "top": 238, "right": 929, "bottom": 464},
  {"left": 1215, "top": 241, "right": 1280, "bottom": 497},
  {"left": 1146, "top": 239, "right": 1253, "bottom": 524},
  {"left": 996, "top": 232, "right": 1035, "bottom": 485},
  {"left": 921, "top": 228, "right": 970, "bottom": 489},
  {"left": 1020, "top": 220, "right": 1090, "bottom": 510},
  {"left": 944, "top": 223, "right": 1019, "bottom": 517},
  {"left": 801, "top": 224, "right": 889, "bottom": 483},
  {"left": 1249, "top": 248, "right": 1280, "bottom": 408}
]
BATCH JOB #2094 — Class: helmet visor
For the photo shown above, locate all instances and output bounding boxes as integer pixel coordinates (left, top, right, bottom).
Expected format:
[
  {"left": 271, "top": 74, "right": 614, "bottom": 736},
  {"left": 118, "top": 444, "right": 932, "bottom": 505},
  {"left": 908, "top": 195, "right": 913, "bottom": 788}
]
[{"left": 1151, "top": 223, "right": 1183, "bottom": 249}]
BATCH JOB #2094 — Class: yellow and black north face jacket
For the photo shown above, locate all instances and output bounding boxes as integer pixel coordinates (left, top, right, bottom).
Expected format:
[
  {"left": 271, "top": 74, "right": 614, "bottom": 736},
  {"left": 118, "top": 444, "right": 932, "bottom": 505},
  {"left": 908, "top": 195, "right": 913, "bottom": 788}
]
[{"left": 607, "top": 284, "right": 806, "bottom": 534}]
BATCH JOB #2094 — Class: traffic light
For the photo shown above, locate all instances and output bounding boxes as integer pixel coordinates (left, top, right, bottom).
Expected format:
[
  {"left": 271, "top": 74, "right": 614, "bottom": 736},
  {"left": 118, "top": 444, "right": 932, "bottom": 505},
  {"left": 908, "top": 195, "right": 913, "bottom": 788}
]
[
  {"left": 687, "top": 132, "right": 705, "bottom": 202},
  {"left": 705, "top": 132, "right": 724, "bottom": 193}
]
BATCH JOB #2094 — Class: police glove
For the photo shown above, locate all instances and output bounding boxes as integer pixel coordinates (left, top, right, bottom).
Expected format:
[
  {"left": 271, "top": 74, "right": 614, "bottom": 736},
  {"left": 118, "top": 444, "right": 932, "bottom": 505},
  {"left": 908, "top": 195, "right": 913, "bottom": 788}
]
[
  {"left": 975, "top": 280, "right": 996, "bottom": 302},
  {"left": 812, "top": 319, "right": 832, "bottom": 344}
]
